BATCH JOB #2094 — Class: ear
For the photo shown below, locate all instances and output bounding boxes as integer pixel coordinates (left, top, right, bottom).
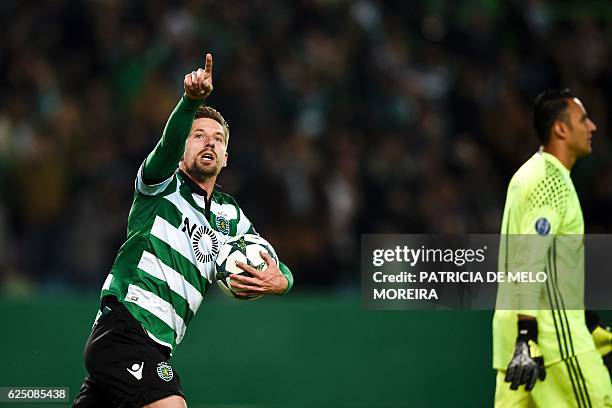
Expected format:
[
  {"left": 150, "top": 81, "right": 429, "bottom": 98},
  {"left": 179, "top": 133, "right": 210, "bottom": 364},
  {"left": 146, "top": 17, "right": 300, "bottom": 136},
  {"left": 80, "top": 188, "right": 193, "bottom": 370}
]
[
  {"left": 222, "top": 152, "right": 228, "bottom": 168},
  {"left": 552, "top": 120, "right": 568, "bottom": 140}
]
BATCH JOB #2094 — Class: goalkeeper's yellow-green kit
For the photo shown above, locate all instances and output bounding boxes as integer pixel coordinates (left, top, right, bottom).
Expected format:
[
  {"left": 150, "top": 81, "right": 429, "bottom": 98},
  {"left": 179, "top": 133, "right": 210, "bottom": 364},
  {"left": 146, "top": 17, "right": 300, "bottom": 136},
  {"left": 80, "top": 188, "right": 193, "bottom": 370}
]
[{"left": 493, "top": 150, "right": 612, "bottom": 407}]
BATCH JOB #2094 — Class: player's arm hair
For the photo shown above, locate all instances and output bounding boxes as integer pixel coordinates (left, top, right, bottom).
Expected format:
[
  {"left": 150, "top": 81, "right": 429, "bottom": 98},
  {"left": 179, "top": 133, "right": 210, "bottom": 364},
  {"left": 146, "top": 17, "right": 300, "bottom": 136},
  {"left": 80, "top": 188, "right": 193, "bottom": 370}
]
[
  {"left": 278, "top": 261, "right": 294, "bottom": 294},
  {"left": 142, "top": 95, "right": 203, "bottom": 184}
]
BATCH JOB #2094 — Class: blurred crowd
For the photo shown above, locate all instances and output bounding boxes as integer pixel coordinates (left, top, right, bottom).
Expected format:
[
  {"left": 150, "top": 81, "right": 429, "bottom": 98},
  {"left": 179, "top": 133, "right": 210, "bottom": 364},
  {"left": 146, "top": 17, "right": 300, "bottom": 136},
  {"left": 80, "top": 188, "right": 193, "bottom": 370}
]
[{"left": 2, "top": 0, "right": 612, "bottom": 292}]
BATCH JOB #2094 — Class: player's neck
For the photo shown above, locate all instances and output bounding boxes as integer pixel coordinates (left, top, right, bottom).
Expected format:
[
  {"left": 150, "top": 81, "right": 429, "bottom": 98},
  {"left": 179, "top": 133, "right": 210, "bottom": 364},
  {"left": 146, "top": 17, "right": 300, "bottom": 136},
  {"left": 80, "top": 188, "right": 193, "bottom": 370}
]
[
  {"left": 192, "top": 173, "right": 217, "bottom": 197},
  {"left": 180, "top": 167, "right": 216, "bottom": 197},
  {"left": 542, "top": 144, "right": 576, "bottom": 171},
  {"left": 193, "top": 177, "right": 216, "bottom": 197}
]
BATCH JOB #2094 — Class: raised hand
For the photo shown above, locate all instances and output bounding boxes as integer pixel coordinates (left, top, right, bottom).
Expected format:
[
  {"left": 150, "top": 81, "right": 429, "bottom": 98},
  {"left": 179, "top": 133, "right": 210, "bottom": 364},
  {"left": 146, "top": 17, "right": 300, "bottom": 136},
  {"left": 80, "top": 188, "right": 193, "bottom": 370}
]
[{"left": 184, "top": 53, "right": 213, "bottom": 100}]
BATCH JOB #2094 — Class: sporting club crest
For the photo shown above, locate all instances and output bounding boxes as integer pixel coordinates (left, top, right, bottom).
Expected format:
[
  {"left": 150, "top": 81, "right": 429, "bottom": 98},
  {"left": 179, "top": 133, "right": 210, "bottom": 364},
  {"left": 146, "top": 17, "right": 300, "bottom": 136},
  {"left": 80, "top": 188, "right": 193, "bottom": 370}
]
[
  {"left": 157, "top": 362, "right": 174, "bottom": 381},
  {"left": 216, "top": 215, "right": 230, "bottom": 235}
]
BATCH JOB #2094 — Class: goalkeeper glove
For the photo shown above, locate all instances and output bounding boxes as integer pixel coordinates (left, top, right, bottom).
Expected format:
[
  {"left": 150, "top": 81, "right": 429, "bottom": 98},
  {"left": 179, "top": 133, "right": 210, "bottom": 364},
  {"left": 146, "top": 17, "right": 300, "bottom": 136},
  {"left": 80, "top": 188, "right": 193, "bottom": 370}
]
[
  {"left": 505, "top": 318, "right": 546, "bottom": 391},
  {"left": 585, "top": 310, "right": 612, "bottom": 378}
]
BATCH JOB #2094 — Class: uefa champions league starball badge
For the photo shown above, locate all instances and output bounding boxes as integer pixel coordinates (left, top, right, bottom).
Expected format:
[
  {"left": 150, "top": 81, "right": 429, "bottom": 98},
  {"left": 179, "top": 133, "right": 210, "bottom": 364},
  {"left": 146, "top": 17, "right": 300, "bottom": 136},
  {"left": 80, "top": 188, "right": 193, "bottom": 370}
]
[{"left": 535, "top": 217, "right": 551, "bottom": 236}]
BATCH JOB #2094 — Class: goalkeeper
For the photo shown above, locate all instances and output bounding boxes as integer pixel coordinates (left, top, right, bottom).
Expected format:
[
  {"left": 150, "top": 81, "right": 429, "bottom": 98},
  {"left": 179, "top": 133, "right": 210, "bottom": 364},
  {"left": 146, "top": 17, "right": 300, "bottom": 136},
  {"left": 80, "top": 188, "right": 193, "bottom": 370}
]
[
  {"left": 73, "top": 53, "right": 294, "bottom": 408},
  {"left": 493, "top": 89, "right": 612, "bottom": 407}
]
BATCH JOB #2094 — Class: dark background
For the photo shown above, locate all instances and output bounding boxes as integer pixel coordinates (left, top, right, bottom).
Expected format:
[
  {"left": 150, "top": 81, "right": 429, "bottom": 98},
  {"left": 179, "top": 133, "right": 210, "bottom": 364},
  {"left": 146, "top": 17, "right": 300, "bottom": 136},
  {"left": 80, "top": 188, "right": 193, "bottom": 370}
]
[
  {"left": 2, "top": 0, "right": 612, "bottom": 290},
  {"left": 1, "top": 1, "right": 612, "bottom": 406}
]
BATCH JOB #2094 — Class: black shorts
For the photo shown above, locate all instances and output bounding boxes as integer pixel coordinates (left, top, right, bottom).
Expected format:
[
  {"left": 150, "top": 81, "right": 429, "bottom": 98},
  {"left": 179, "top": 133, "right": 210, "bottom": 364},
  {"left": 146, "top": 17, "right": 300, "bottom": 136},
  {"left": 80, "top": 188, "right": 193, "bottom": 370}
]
[{"left": 73, "top": 296, "right": 184, "bottom": 407}]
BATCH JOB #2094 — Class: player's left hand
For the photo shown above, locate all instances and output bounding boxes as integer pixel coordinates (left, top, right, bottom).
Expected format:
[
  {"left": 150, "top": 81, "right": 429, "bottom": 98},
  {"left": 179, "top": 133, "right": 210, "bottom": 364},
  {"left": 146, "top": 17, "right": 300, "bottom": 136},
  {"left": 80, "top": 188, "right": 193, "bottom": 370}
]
[
  {"left": 586, "top": 311, "right": 612, "bottom": 378},
  {"left": 184, "top": 53, "right": 213, "bottom": 100},
  {"left": 230, "top": 252, "right": 288, "bottom": 296},
  {"left": 592, "top": 325, "right": 612, "bottom": 356},
  {"left": 592, "top": 325, "right": 612, "bottom": 377}
]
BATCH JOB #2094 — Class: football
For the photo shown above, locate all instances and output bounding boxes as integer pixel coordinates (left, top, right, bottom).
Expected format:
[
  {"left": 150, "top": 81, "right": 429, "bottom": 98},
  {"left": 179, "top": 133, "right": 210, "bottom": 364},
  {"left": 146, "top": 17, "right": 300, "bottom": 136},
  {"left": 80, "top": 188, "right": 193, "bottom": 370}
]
[{"left": 215, "top": 233, "right": 279, "bottom": 300}]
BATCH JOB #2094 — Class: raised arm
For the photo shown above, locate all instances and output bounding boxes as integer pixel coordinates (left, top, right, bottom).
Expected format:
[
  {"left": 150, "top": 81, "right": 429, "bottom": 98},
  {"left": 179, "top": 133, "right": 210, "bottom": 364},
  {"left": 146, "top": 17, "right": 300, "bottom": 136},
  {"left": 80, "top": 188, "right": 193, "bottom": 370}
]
[{"left": 142, "top": 53, "right": 214, "bottom": 184}]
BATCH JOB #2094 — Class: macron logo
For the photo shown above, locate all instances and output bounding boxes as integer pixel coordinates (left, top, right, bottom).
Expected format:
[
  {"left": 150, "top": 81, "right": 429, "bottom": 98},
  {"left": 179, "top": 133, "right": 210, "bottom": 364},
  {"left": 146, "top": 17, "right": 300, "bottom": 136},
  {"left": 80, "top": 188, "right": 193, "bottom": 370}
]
[{"left": 127, "top": 362, "right": 144, "bottom": 380}]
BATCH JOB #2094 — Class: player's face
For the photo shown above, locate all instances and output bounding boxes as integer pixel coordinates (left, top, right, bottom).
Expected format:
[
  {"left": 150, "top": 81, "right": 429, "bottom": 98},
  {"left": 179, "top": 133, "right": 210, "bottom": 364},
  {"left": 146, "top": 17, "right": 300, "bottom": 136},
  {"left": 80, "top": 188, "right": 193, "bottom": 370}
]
[
  {"left": 182, "top": 118, "right": 228, "bottom": 180},
  {"left": 564, "top": 98, "right": 597, "bottom": 156}
]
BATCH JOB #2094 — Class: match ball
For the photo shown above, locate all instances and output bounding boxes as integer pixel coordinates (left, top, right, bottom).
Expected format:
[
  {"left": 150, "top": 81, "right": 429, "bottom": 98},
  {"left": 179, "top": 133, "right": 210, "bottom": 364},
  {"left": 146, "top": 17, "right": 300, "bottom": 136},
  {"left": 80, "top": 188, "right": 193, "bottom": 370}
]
[{"left": 215, "top": 234, "right": 278, "bottom": 300}]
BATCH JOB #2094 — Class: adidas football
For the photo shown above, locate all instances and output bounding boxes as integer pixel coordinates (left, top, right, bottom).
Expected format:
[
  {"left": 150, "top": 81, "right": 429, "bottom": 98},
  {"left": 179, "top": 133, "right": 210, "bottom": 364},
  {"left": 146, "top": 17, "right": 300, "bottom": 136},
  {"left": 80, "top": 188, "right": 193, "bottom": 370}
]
[{"left": 215, "top": 233, "right": 279, "bottom": 300}]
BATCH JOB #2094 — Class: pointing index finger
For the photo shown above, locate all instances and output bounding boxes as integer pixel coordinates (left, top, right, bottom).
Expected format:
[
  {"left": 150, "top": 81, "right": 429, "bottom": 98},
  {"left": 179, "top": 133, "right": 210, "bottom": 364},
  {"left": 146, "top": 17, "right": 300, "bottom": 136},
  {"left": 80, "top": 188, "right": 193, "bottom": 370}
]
[{"left": 204, "top": 53, "right": 213, "bottom": 76}]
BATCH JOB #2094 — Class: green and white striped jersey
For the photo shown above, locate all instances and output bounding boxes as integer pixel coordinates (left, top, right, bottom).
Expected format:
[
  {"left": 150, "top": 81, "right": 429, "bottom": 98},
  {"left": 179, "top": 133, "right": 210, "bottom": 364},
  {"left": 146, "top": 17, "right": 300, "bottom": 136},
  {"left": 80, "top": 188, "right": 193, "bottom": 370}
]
[
  {"left": 100, "top": 166, "right": 255, "bottom": 351},
  {"left": 96, "top": 95, "right": 293, "bottom": 353},
  {"left": 493, "top": 150, "right": 595, "bottom": 369}
]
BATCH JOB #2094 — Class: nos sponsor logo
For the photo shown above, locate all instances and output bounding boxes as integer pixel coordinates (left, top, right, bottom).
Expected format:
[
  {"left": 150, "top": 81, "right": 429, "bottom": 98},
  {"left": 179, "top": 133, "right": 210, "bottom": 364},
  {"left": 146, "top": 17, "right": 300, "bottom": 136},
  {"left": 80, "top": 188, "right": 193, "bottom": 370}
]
[{"left": 182, "top": 217, "right": 219, "bottom": 263}]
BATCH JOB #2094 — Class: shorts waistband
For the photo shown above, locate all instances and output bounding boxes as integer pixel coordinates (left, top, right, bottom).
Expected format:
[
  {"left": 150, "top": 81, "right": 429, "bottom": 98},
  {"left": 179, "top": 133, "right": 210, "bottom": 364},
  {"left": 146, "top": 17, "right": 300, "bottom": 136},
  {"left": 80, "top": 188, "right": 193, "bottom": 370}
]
[{"left": 100, "top": 295, "right": 172, "bottom": 359}]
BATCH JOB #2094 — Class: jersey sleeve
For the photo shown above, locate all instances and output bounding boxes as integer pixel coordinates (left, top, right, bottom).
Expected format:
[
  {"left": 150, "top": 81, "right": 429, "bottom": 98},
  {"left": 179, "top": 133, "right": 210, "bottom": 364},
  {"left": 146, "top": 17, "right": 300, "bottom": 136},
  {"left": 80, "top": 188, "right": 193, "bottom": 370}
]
[
  {"left": 135, "top": 161, "right": 175, "bottom": 196},
  {"left": 518, "top": 173, "right": 568, "bottom": 235},
  {"left": 279, "top": 261, "right": 294, "bottom": 294},
  {"left": 236, "top": 207, "right": 256, "bottom": 236},
  {"left": 510, "top": 174, "right": 570, "bottom": 313},
  {"left": 137, "top": 95, "right": 202, "bottom": 195}
]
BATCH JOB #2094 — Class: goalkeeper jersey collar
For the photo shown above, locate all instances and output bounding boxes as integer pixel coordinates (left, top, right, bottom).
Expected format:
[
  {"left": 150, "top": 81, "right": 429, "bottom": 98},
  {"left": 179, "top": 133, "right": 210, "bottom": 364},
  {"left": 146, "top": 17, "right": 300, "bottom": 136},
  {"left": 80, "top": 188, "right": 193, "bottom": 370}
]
[{"left": 540, "top": 150, "right": 570, "bottom": 177}]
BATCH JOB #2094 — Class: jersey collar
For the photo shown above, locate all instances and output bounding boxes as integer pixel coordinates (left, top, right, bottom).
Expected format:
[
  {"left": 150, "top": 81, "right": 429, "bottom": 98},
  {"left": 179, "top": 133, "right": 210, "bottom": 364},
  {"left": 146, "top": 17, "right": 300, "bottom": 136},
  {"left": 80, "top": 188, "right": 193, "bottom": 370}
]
[
  {"left": 177, "top": 170, "right": 209, "bottom": 197},
  {"left": 540, "top": 149, "right": 570, "bottom": 176}
]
